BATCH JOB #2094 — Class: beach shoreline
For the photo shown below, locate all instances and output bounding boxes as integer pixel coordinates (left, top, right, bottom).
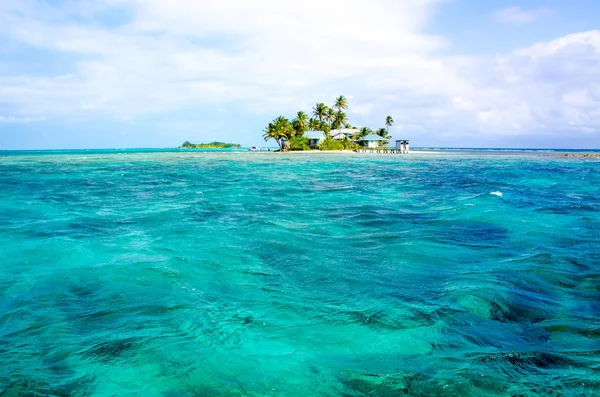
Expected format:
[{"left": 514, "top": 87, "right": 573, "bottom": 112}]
[{"left": 279, "top": 150, "right": 438, "bottom": 155}]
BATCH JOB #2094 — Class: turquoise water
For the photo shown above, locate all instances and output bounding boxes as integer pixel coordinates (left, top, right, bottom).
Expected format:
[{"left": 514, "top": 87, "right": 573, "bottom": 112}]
[{"left": 1, "top": 150, "right": 599, "bottom": 396}]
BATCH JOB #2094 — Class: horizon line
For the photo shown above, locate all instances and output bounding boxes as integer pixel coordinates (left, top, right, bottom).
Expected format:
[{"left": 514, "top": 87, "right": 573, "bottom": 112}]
[{"left": 1, "top": 146, "right": 600, "bottom": 151}]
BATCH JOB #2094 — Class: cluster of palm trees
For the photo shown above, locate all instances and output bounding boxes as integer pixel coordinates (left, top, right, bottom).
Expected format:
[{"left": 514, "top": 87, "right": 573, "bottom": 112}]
[
  {"left": 358, "top": 115, "right": 395, "bottom": 140},
  {"left": 310, "top": 96, "right": 349, "bottom": 131},
  {"left": 263, "top": 95, "right": 394, "bottom": 150}
]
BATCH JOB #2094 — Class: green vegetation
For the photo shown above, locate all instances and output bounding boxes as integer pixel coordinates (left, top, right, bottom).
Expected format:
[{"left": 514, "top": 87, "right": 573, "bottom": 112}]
[
  {"left": 287, "top": 135, "right": 311, "bottom": 151},
  {"left": 319, "top": 138, "right": 355, "bottom": 151},
  {"left": 377, "top": 128, "right": 391, "bottom": 139},
  {"left": 181, "top": 141, "right": 241, "bottom": 149},
  {"left": 358, "top": 127, "right": 373, "bottom": 138},
  {"left": 262, "top": 95, "right": 395, "bottom": 151},
  {"left": 262, "top": 116, "right": 294, "bottom": 150}
]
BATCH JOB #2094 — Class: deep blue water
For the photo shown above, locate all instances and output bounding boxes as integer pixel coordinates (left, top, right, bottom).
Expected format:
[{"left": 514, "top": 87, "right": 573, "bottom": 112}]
[{"left": 0, "top": 150, "right": 599, "bottom": 396}]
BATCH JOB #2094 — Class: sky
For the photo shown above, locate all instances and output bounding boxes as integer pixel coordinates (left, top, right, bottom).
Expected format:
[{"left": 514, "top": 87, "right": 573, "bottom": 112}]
[{"left": 0, "top": 0, "right": 599, "bottom": 149}]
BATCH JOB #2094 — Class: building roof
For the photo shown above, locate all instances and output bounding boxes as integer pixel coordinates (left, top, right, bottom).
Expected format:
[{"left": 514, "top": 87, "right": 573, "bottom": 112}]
[
  {"left": 304, "top": 131, "right": 326, "bottom": 139},
  {"left": 358, "top": 134, "right": 388, "bottom": 141},
  {"left": 330, "top": 128, "right": 360, "bottom": 134},
  {"left": 395, "top": 139, "right": 410, "bottom": 142}
]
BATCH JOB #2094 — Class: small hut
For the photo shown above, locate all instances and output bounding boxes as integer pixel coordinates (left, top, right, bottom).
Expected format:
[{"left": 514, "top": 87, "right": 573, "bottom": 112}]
[
  {"left": 303, "top": 131, "right": 326, "bottom": 148},
  {"left": 396, "top": 140, "right": 410, "bottom": 153}
]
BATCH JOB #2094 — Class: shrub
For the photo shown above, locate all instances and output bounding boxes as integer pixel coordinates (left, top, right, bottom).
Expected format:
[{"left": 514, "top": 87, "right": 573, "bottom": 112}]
[
  {"left": 288, "top": 136, "right": 311, "bottom": 151},
  {"left": 341, "top": 137, "right": 359, "bottom": 150},
  {"left": 319, "top": 139, "right": 345, "bottom": 151}
]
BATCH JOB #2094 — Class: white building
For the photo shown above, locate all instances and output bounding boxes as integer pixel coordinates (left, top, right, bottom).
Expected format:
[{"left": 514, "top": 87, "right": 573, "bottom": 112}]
[
  {"left": 330, "top": 128, "right": 360, "bottom": 140},
  {"left": 357, "top": 134, "right": 388, "bottom": 148},
  {"left": 396, "top": 140, "right": 410, "bottom": 153}
]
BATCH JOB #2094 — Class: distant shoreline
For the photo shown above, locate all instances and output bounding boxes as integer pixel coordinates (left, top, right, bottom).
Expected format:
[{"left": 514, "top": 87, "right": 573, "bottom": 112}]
[
  {"left": 553, "top": 153, "right": 600, "bottom": 158},
  {"left": 281, "top": 150, "right": 442, "bottom": 155}
]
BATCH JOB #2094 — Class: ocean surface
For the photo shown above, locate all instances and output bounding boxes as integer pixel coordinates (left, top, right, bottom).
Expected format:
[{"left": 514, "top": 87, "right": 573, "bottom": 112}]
[{"left": 1, "top": 150, "right": 599, "bottom": 396}]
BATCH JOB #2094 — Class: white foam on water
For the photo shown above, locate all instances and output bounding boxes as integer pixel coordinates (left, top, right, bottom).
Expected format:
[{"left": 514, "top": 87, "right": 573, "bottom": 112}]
[{"left": 490, "top": 191, "right": 503, "bottom": 197}]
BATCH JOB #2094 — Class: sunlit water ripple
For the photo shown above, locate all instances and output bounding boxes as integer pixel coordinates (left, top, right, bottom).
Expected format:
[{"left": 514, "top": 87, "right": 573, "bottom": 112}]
[{"left": 0, "top": 151, "right": 599, "bottom": 396}]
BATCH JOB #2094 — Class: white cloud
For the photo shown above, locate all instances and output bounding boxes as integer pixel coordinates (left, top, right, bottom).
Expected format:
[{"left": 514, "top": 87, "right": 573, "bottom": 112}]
[
  {"left": 492, "top": 6, "right": 553, "bottom": 24},
  {"left": 0, "top": 0, "right": 598, "bottom": 144},
  {"left": 439, "top": 31, "right": 600, "bottom": 135},
  {"left": 0, "top": 0, "right": 445, "bottom": 114}
]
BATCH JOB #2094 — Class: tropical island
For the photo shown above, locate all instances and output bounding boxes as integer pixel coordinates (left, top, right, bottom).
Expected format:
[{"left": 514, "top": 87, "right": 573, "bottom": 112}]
[
  {"left": 180, "top": 141, "right": 241, "bottom": 149},
  {"left": 262, "top": 95, "right": 395, "bottom": 151}
]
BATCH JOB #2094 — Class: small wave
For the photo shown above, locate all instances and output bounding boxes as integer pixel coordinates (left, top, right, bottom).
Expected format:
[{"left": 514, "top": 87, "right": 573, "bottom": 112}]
[
  {"left": 311, "top": 184, "right": 355, "bottom": 191},
  {"left": 490, "top": 191, "right": 503, "bottom": 197}
]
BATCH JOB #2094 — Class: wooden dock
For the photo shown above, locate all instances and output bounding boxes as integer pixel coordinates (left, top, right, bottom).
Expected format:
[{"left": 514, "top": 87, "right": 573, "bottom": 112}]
[{"left": 356, "top": 148, "right": 409, "bottom": 154}]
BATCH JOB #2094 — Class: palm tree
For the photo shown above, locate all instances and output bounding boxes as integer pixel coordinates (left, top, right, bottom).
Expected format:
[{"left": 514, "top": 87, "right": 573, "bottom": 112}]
[
  {"left": 376, "top": 127, "right": 390, "bottom": 138},
  {"left": 358, "top": 127, "right": 373, "bottom": 138},
  {"left": 334, "top": 95, "right": 348, "bottom": 112},
  {"left": 332, "top": 96, "right": 349, "bottom": 130},
  {"left": 293, "top": 111, "right": 308, "bottom": 135},
  {"left": 326, "top": 107, "right": 336, "bottom": 127},
  {"left": 318, "top": 121, "right": 331, "bottom": 135},
  {"left": 263, "top": 116, "right": 294, "bottom": 149},
  {"left": 312, "top": 103, "right": 327, "bottom": 122},
  {"left": 263, "top": 123, "right": 280, "bottom": 149},
  {"left": 385, "top": 115, "right": 394, "bottom": 133},
  {"left": 377, "top": 127, "right": 391, "bottom": 148},
  {"left": 296, "top": 111, "right": 308, "bottom": 129},
  {"left": 308, "top": 118, "right": 320, "bottom": 131},
  {"left": 333, "top": 111, "right": 347, "bottom": 130}
]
